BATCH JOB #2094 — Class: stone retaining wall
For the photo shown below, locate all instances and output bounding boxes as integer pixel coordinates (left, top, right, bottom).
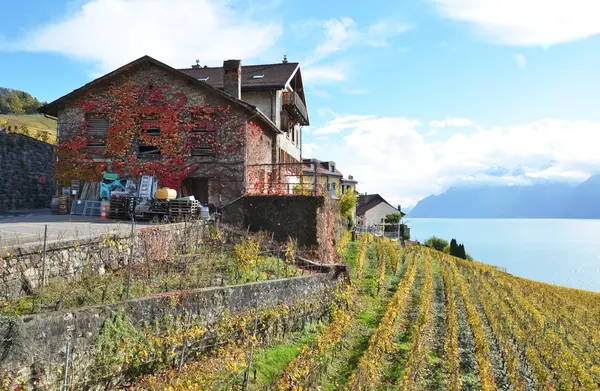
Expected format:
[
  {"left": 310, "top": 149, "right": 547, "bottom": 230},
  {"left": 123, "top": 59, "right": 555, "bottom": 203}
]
[
  {"left": 0, "top": 222, "right": 200, "bottom": 299},
  {"left": 0, "top": 268, "right": 347, "bottom": 389},
  {"left": 0, "top": 132, "right": 55, "bottom": 211}
]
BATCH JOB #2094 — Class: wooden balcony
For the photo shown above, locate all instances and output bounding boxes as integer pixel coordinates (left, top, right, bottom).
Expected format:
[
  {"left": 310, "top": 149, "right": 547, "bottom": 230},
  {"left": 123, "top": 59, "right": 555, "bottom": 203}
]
[{"left": 282, "top": 91, "right": 309, "bottom": 126}]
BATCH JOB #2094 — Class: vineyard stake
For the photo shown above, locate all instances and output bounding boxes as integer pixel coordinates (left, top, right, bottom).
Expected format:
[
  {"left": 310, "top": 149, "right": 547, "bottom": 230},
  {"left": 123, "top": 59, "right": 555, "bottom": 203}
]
[
  {"left": 243, "top": 297, "right": 260, "bottom": 390},
  {"left": 62, "top": 342, "right": 71, "bottom": 391}
]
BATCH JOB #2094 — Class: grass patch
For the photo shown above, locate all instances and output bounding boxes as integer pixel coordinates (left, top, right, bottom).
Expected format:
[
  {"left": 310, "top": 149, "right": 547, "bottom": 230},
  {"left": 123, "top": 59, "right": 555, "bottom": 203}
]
[
  {"left": 249, "top": 326, "right": 320, "bottom": 389},
  {"left": 0, "top": 114, "right": 57, "bottom": 143}
]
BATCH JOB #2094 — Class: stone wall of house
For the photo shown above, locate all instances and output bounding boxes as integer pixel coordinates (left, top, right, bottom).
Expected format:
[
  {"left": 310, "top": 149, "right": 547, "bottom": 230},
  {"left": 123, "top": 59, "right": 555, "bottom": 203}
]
[
  {"left": 55, "top": 61, "right": 276, "bottom": 207},
  {"left": 0, "top": 221, "right": 199, "bottom": 299},
  {"left": 0, "top": 268, "right": 346, "bottom": 388},
  {"left": 0, "top": 132, "right": 55, "bottom": 211}
]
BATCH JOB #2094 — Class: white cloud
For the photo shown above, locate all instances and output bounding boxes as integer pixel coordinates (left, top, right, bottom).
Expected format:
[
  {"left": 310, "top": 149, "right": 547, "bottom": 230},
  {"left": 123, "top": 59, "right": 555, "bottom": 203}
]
[
  {"left": 303, "top": 64, "right": 348, "bottom": 84},
  {"left": 302, "top": 16, "right": 410, "bottom": 84},
  {"left": 303, "top": 143, "right": 320, "bottom": 158},
  {"left": 3, "top": 0, "right": 282, "bottom": 73},
  {"left": 310, "top": 114, "right": 600, "bottom": 208},
  {"left": 364, "top": 19, "right": 412, "bottom": 48},
  {"left": 430, "top": 0, "right": 600, "bottom": 46},
  {"left": 312, "top": 114, "right": 377, "bottom": 135},
  {"left": 514, "top": 53, "right": 527, "bottom": 68},
  {"left": 429, "top": 118, "right": 473, "bottom": 127}
]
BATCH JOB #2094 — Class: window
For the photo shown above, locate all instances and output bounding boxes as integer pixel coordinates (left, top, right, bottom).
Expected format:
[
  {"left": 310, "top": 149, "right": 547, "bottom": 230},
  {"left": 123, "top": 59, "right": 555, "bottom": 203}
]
[
  {"left": 191, "top": 130, "right": 215, "bottom": 156},
  {"left": 292, "top": 126, "right": 295, "bottom": 143},
  {"left": 198, "top": 77, "right": 209, "bottom": 81},
  {"left": 139, "top": 120, "right": 161, "bottom": 156},
  {"left": 331, "top": 182, "right": 336, "bottom": 191},
  {"left": 86, "top": 115, "right": 107, "bottom": 158},
  {"left": 252, "top": 74, "right": 265, "bottom": 79}
]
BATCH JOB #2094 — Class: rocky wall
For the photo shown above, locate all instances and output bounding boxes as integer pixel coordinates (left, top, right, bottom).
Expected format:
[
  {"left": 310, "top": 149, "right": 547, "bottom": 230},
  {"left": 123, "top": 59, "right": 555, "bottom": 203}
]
[{"left": 0, "top": 132, "right": 54, "bottom": 211}]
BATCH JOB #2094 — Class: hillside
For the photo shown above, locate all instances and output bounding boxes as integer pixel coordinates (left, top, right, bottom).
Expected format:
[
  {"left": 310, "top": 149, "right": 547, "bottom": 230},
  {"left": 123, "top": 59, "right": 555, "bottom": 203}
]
[
  {"left": 126, "top": 236, "right": 600, "bottom": 390},
  {"left": 0, "top": 114, "right": 57, "bottom": 143},
  {"left": 410, "top": 175, "right": 600, "bottom": 218},
  {"left": 0, "top": 86, "right": 45, "bottom": 114}
]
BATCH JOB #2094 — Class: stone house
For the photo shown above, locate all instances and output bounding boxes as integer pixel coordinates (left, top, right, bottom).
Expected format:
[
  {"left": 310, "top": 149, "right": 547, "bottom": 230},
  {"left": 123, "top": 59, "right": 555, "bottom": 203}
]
[
  {"left": 356, "top": 193, "right": 405, "bottom": 225},
  {"left": 179, "top": 56, "right": 308, "bottom": 165},
  {"left": 39, "top": 55, "right": 310, "bottom": 207}
]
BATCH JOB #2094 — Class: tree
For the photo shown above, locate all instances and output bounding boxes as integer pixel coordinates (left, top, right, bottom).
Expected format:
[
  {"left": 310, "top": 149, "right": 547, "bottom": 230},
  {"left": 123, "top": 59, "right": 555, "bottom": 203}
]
[
  {"left": 383, "top": 213, "right": 401, "bottom": 233},
  {"left": 424, "top": 236, "right": 448, "bottom": 252},
  {"left": 339, "top": 190, "right": 357, "bottom": 228},
  {"left": 450, "top": 238, "right": 458, "bottom": 256},
  {"left": 457, "top": 244, "right": 467, "bottom": 260},
  {"left": 5, "top": 92, "right": 24, "bottom": 114}
]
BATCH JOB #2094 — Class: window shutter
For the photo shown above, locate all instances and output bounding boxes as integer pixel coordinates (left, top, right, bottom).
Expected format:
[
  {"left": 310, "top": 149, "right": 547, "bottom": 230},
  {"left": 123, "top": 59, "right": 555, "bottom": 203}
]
[{"left": 87, "top": 117, "right": 108, "bottom": 139}]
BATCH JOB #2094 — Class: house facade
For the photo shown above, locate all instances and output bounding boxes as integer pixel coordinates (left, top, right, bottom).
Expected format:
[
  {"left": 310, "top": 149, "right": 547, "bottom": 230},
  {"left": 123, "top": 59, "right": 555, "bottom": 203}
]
[
  {"left": 302, "top": 159, "right": 344, "bottom": 198},
  {"left": 179, "top": 57, "right": 308, "bottom": 165},
  {"left": 39, "top": 55, "right": 300, "bottom": 208},
  {"left": 356, "top": 193, "right": 405, "bottom": 225},
  {"left": 341, "top": 175, "right": 358, "bottom": 194}
]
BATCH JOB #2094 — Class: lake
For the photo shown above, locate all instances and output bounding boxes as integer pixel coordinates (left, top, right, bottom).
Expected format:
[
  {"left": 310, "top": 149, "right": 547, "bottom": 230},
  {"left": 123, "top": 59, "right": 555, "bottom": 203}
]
[{"left": 407, "top": 218, "right": 600, "bottom": 292}]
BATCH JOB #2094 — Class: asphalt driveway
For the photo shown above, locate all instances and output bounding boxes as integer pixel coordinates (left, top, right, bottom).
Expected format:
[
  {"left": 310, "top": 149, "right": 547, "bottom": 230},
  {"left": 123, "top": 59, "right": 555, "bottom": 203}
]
[{"left": 0, "top": 210, "right": 148, "bottom": 247}]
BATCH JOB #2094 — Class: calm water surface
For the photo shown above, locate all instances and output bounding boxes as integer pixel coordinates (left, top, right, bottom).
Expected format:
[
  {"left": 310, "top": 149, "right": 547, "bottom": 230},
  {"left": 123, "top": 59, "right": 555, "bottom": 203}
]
[{"left": 407, "top": 218, "right": 600, "bottom": 292}]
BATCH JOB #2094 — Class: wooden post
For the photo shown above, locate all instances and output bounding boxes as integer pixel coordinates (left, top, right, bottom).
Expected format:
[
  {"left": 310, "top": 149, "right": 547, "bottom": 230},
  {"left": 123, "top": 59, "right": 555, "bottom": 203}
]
[{"left": 41, "top": 224, "right": 47, "bottom": 288}]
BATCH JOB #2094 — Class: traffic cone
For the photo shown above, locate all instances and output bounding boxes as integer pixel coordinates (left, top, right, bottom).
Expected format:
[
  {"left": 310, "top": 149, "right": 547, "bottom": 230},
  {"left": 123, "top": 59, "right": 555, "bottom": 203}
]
[{"left": 101, "top": 203, "right": 107, "bottom": 220}]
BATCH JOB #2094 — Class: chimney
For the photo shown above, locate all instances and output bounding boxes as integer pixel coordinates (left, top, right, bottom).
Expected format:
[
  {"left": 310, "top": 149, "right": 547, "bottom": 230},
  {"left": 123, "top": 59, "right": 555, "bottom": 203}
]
[
  {"left": 398, "top": 205, "right": 402, "bottom": 212},
  {"left": 223, "top": 59, "right": 241, "bottom": 99},
  {"left": 191, "top": 59, "right": 201, "bottom": 69}
]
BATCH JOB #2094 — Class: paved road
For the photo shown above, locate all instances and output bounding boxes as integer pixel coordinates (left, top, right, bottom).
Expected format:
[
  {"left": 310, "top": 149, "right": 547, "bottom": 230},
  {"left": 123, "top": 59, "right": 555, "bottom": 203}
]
[{"left": 0, "top": 210, "right": 149, "bottom": 247}]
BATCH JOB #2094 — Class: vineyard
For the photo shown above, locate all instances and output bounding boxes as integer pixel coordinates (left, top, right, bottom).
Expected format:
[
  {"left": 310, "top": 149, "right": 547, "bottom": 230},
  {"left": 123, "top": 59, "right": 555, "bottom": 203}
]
[
  {"left": 4, "top": 232, "right": 598, "bottom": 390},
  {"left": 112, "top": 233, "right": 600, "bottom": 390}
]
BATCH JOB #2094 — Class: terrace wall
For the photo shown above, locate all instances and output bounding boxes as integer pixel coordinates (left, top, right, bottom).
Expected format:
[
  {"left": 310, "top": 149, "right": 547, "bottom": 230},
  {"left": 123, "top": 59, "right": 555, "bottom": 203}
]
[{"left": 0, "top": 266, "right": 347, "bottom": 388}]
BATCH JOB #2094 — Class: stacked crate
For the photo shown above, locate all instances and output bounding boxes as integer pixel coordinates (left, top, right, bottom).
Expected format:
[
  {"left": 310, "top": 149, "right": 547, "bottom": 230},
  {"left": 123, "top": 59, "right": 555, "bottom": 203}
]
[
  {"left": 109, "top": 195, "right": 135, "bottom": 219},
  {"left": 168, "top": 199, "right": 199, "bottom": 220}
]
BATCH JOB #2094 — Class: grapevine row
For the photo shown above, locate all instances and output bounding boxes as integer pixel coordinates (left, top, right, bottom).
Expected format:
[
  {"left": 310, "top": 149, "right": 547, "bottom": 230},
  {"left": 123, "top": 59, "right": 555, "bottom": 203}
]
[
  {"left": 399, "top": 255, "right": 434, "bottom": 390},
  {"left": 275, "top": 285, "right": 355, "bottom": 390},
  {"left": 446, "top": 258, "right": 498, "bottom": 391},
  {"left": 346, "top": 255, "right": 418, "bottom": 390},
  {"left": 440, "top": 258, "right": 461, "bottom": 391}
]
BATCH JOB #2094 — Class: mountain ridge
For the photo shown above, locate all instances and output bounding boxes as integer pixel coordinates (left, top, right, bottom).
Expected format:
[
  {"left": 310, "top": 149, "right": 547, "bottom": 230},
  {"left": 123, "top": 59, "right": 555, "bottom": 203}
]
[{"left": 409, "top": 175, "right": 600, "bottom": 218}]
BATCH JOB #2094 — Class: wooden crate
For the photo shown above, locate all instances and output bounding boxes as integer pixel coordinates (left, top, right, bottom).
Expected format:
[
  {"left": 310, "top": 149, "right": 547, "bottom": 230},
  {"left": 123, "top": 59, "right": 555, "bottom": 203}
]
[
  {"left": 168, "top": 199, "right": 199, "bottom": 218},
  {"left": 109, "top": 196, "right": 135, "bottom": 219}
]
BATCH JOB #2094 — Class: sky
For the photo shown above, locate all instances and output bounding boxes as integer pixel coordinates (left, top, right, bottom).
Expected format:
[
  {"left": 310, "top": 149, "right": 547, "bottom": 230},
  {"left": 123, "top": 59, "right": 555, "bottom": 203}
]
[{"left": 2, "top": 0, "right": 600, "bottom": 208}]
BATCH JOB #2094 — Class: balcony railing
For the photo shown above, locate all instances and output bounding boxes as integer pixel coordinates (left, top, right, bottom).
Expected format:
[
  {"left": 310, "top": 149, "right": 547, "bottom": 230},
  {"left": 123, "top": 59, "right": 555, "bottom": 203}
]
[{"left": 282, "top": 91, "right": 309, "bottom": 126}]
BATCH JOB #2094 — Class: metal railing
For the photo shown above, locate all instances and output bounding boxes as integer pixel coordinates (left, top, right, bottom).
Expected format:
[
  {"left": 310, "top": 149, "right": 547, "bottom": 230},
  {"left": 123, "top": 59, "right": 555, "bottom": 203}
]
[{"left": 245, "top": 162, "right": 337, "bottom": 197}]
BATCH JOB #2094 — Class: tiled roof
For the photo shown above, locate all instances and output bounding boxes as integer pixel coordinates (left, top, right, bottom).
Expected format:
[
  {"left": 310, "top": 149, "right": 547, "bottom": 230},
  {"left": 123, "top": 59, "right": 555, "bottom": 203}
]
[
  {"left": 357, "top": 194, "right": 405, "bottom": 216},
  {"left": 302, "top": 162, "right": 343, "bottom": 177},
  {"left": 179, "top": 63, "right": 300, "bottom": 90}
]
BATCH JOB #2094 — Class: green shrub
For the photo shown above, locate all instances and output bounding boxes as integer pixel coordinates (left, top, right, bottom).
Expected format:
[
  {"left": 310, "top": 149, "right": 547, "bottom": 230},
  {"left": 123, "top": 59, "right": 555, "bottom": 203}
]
[{"left": 424, "top": 236, "right": 448, "bottom": 252}]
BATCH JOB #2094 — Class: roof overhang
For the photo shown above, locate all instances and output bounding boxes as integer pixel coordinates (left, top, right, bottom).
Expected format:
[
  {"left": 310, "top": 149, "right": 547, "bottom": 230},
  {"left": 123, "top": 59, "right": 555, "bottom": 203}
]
[{"left": 38, "top": 55, "right": 283, "bottom": 135}]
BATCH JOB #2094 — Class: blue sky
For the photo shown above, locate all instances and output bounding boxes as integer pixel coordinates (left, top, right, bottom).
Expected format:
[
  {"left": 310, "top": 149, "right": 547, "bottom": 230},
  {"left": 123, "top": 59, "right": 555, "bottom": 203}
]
[{"left": 2, "top": 0, "right": 600, "bottom": 207}]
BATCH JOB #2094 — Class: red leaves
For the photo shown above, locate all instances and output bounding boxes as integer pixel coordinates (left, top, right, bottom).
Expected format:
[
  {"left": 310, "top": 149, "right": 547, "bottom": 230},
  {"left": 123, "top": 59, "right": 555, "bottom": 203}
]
[{"left": 56, "top": 81, "right": 253, "bottom": 190}]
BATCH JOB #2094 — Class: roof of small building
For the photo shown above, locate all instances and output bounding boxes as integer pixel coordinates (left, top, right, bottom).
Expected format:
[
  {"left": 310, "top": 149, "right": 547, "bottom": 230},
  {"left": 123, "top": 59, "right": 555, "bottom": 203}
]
[
  {"left": 179, "top": 62, "right": 300, "bottom": 90},
  {"left": 341, "top": 177, "right": 358, "bottom": 184},
  {"left": 357, "top": 193, "right": 405, "bottom": 216},
  {"left": 38, "top": 55, "right": 282, "bottom": 135},
  {"left": 302, "top": 161, "right": 343, "bottom": 177}
]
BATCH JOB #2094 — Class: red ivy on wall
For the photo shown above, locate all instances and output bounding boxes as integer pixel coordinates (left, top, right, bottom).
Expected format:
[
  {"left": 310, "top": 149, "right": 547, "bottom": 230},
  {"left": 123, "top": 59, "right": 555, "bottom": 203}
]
[{"left": 55, "top": 79, "right": 255, "bottom": 190}]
